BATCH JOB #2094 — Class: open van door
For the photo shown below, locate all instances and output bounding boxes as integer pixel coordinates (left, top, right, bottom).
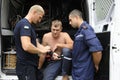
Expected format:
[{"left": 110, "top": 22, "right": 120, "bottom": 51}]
[
  {"left": 110, "top": 0, "right": 120, "bottom": 80},
  {"left": 0, "top": 0, "right": 1, "bottom": 78},
  {"left": 88, "top": 0, "right": 114, "bottom": 32},
  {"left": 88, "top": 0, "right": 120, "bottom": 80}
]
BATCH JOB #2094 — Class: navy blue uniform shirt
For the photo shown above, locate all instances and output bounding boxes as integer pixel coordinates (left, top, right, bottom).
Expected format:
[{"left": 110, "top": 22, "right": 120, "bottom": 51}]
[
  {"left": 14, "top": 18, "right": 39, "bottom": 66},
  {"left": 72, "top": 21, "right": 103, "bottom": 80}
]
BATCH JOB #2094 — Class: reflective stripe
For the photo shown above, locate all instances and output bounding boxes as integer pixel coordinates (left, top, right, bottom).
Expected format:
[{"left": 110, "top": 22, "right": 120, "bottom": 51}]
[
  {"left": 26, "top": 76, "right": 27, "bottom": 80},
  {"left": 63, "top": 56, "right": 72, "bottom": 60}
]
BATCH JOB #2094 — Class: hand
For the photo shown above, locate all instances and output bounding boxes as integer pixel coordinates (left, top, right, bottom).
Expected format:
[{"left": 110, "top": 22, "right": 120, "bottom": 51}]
[
  {"left": 95, "top": 65, "right": 99, "bottom": 72},
  {"left": 52, "top": 52, "right": 61, "bottom": 60},
  {"left": 53, "top": 44, "right": 61, "bottom": 52},
  {"left": 45, "top": 46, "right": 51, "bottom": 50},
  {"left": 40, "top": 46, "right": 51, "bottom": 54}
]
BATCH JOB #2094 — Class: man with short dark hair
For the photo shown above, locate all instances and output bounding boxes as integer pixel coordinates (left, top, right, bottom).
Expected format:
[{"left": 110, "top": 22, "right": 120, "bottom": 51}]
[{"left": 69, "top": 9, "right": 103, "bottom": 80}]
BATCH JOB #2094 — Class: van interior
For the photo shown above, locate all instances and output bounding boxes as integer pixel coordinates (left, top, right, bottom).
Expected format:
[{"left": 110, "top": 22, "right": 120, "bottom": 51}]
[{"left": 0, "top": 0, "right": 109, "bottom": 80}]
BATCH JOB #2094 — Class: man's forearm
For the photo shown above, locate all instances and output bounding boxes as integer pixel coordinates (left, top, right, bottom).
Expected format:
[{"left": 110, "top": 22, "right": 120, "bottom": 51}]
[
  {"left": 92, "top": 51, "right": 102, "bottom": 71},
  {"left": 24, "top": 43, "right": 42, "bottom": 54},
  {"left": 57, "top": 43, "right": 73, "bottom": 49}
]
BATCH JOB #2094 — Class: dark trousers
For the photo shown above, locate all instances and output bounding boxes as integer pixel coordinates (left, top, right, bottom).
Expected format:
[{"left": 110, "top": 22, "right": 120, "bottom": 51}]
[
  {"left": 43, "top": 48, "right": 72, "bottom": 80},
  {"left": 16, "top": 62, "right": 41, "bottom": 80},
  {"left": 62, "top": 48, "right": 72, "bottom": 75},
  {"left": 43, "top": 60, "right": 62, "bottom": 80}
]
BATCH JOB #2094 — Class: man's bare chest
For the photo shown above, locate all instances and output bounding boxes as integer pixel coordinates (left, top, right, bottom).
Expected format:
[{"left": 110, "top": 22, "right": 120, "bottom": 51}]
[{"left": 47, "top": 38, "right": 65, "bottom": 46}]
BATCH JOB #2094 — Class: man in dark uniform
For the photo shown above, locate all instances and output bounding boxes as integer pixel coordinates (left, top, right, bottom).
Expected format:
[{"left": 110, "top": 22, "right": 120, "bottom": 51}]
[
  {"left": 14, "top": 5, "right": 50, "bottom": 80},
  {"left": 68, "top": 9, "right": 103, "bottom": 80}
]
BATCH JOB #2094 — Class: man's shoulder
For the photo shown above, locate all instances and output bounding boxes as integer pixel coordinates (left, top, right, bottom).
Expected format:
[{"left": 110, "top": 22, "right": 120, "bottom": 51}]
[
  {"left": 18, "top": 18, "right": 25, "bottom": 23},
  {"left": 16, "top": 18, "right": 29, "bottom": 26},
  {"left": 60, "top": 32, "right": 71, "bottom": 38},
  {"left": 82, "top": 25, "right": 88, "bottom": 29},
  {"left": 42, "top": 32, "right": 52, "bottom": 43},
  {"left": 43, "top": 32, "right": 51, "bottom": 37},
  {"left": 61, "top": 32, "right": 68, "bottom": 35}
]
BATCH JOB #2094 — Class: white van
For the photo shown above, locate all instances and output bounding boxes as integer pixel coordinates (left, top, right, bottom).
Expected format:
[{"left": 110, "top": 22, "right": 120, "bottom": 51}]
[{"left": 0, "top": 0, "right": 119, "bottom": 80}]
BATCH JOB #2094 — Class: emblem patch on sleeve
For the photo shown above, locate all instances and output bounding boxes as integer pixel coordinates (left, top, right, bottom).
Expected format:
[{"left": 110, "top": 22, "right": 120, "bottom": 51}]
[{"left": 24, "top": 26, "right": 29, "bottom": 29}]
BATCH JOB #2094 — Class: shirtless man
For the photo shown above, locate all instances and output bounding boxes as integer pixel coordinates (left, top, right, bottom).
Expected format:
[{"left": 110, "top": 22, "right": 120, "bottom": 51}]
[{"left": 39, "top": 20, "right": 73, "bottom": 80}]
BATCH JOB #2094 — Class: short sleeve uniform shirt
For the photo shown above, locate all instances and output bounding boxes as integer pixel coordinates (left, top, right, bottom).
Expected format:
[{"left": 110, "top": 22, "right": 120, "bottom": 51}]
[
  {"left": 14, "top": 18, "right": 39, "bottom": 66},
  {"left": 72, "top": 21, "right": 103, "bottom": 80}
]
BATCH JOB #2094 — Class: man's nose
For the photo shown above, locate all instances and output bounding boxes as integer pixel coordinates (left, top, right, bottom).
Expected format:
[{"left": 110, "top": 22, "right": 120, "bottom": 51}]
[
  {"left": 54, "top": 30, "right": 57, "bottom": 33},
  {"left": 39, "top": 19, "right": 41, "bottom": 22},
  {"left": 69, "top": 22, "right": 71, "bottom": 25}
]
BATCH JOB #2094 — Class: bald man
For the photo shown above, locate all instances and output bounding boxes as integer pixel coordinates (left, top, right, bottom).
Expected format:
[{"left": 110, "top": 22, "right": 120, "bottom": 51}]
[{"left": 14, "top": 5, "right": 50, "bottom": 80}]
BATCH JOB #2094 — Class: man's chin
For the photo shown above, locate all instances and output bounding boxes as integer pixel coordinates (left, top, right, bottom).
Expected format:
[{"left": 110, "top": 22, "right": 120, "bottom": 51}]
[
  {"left": 53, "top": 36, "right": 59, "bottom": 38},
  {"left": 72, "top": 25, "right": 77, "bottom": 28}
]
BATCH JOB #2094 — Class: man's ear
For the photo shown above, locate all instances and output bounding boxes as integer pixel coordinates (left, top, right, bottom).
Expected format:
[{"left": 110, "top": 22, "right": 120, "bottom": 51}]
[
  {"left": 60, "top": 27, "right": 63, "bottom": 31},
  {"left": 75, "top": 15, "right": 79, "bottom": 20},
  {"left": 33, "top": 10, "right": 37, "bottom": 15}
]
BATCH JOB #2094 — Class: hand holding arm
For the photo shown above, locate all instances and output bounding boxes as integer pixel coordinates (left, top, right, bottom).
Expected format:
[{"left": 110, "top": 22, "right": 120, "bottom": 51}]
[
  {"left": 52, "top": 52, "right": 61, "bottom": 60},
  {"left": 21, "top": 36, "right": 50, "bottom": 54}
]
